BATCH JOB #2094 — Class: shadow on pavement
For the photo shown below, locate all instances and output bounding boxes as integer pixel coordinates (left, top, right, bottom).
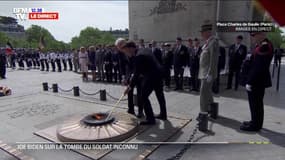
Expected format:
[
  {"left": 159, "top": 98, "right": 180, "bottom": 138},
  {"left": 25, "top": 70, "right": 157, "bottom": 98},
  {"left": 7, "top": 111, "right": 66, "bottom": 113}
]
[{"left": 211, "top": 115, "right": 285, "bottom": 148}]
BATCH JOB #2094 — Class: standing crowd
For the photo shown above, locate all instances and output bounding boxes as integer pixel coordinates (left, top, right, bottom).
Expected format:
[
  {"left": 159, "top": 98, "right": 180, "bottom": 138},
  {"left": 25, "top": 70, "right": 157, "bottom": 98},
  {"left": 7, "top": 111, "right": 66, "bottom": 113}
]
[{"left": 0, "top": 21, "right": 277, "bottom": 131}]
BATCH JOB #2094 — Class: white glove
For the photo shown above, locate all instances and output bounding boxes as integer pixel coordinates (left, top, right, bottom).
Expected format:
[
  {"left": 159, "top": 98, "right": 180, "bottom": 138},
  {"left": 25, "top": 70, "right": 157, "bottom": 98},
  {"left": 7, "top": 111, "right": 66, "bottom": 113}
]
[
  {"left": 246, "top": 84, "right": 252, "bottom": 91},
  {"left": 206, "top": 75, "right": 212, "bottom": 83}
]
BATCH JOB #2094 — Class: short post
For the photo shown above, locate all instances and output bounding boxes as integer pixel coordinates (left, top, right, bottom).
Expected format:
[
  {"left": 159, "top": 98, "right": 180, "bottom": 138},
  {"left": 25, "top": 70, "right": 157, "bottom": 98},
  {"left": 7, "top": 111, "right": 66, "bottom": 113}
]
[
  {"left": 42, "top": 82, "right": 48, "bottom": 91},
  {"left": 100, "top": 89, "right": 106, "bottom": 101},
  {"left": 73, "top": 86, "right": 80, "bottom": 97},
  {"left": 210, "top": 102, "right": 219, "bottom": 119},
  {"left": 52, "top": 83, "right": 58, "bottom": 93},
  {"left": 198, "top": 112, "right": 208, "bottom": 132}
]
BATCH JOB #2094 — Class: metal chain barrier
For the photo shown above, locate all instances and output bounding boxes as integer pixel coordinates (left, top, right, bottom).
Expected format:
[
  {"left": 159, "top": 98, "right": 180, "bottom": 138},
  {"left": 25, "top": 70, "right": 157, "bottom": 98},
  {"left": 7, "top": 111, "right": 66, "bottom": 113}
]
[
  {"left": 44, "top": 83, "right": 128, "bottom": 101},
  {"left": 106, "top": 91, "right": 128, "bottom": 101},
  {"left": 79, "top": 89, "right": 100, "bottom": 96},
  {"left": 58, "top": 87, "right": 73, "bottom": 92},
  {"left": 166, "top": 123, "right": 199, "bottom": 160}
]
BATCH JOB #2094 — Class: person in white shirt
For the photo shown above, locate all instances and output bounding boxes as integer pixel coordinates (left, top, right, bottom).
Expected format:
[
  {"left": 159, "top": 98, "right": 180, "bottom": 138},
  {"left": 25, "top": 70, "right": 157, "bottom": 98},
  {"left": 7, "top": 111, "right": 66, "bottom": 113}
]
[{"left": 79, "top": 47, "right": 89, "bottom": 81}]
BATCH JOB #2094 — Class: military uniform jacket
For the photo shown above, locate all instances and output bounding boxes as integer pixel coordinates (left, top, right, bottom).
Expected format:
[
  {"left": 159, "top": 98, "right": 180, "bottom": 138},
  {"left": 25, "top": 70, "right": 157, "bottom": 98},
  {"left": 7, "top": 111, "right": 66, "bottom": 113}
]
[
  {"left": 198, "top": 36, "right": 219, "bottom": 79},
  {"left": 50, "top": 52, "right": 56, "bottom": 61},
  {"left": 247, "top": 39, "right": 273, "bottom": 88}
]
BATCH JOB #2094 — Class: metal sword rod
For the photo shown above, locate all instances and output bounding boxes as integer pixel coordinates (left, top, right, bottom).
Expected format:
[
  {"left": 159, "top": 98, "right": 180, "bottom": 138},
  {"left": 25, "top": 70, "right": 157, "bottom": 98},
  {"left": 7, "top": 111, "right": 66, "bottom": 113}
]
[{"left": 105, "top": 93, "right": 125, "bottom": 120}]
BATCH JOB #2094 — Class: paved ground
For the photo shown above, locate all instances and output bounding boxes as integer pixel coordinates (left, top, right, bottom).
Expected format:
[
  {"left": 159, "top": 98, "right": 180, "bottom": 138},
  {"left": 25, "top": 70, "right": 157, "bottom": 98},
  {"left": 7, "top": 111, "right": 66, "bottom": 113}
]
[{"left": 0, "top": 65, "right": 284, "bottom": 160}]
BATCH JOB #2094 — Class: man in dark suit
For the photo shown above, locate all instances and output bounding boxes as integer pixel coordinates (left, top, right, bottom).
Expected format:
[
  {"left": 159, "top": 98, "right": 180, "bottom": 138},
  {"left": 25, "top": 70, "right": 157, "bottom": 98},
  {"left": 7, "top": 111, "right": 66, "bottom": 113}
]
[
  {"left": 213, "top": 46, "right": 226, "bottom": 94},
  {"left": 115, "top": 38, "right": 143, "bottom": 118},
  {"left": 151, "top": 40, "right": 163, "bottom": 65},
  {"left": 121, "top": 41, "right": 167, "bottom": 125},
  {"left": 189, "top": 38, "right": 201, "bottom": 91},
  {"left": 104, "top": 46, "right": 113, "bottom": 83},
  {"left": 112, "top": 47, "right": 122, "bottom": 83},
  {"left": 240, "top": 32, "right": 273, "bottom": 132},
  {"left": 162, "top": 43, "right": 173, "bottom": 88},
  {"left": 173, "top": 37, "right": 188, "bottom": 90},
  {"left": 227, "top": 35, "right": 247, "bottom": 90}
]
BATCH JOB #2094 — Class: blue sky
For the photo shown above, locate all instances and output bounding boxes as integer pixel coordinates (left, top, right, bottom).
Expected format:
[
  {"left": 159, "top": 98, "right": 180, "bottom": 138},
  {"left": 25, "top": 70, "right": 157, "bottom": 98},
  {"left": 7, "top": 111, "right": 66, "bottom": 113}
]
[{"left": 0, "top": 1, "right": 129, "bottom": 43}]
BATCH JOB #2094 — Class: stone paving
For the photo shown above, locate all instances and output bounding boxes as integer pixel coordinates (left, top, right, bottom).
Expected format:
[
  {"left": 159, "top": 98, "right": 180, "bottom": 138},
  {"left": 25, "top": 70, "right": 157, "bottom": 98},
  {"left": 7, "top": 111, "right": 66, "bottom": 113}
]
[{"left": 0, "top": 66, "right": 284, "bottom": 160}]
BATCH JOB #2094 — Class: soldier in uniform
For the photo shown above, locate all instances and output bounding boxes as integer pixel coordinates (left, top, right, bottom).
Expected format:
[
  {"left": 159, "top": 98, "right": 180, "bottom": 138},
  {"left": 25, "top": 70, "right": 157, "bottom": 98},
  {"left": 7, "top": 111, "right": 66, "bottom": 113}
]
[
  {"left": 62, "top": 52, "right": 68, "bottom": 71},
  {"left": 35, "top": 50, "right": 40, "bottom": 69},
  {"left": 240, "top": 32, "right": 273, "bottom": 132},
  {"left": 44, "top": 52, "right": 50, "bottom": 72},
  {"left": 72, "top": 49, "right": 79, "bottom": 72},
  {"left": 121, "top": 41, "right": 167, "bottom": 125},
  {"left": 50, "top": 51, "right": 56, "bottom": 72},
  {"left": 173, "top": 37, "right": 188, "bottom": 90},
  {"left": 10, "top": 51, "right": 16, "bottom": 70},
  {"left": 31, "top": 50, "right": 37, "bottom": 69},
  {"left": 26, "top": 50, "right": 32, "bottom": 70},
  {"left": 0, "top": 49, "right": 6, "bottom": 79},
  {"left": 198, "top": 21, "right": 219, "bottom": 116},
  {"left": 39, "top": 51, "right": 45, "bottom": 71},
  {"left": 67, "top": 52, "right": 73, "bottom": 71},
  {"left": 56, "top": 52, "right": 62, "bottom": 72},
  {"left": 17, "top": 50, "right": 25, "bottom": 70},
  {"left": 227, "top": 35, "right": 247, "bottom": 90}
]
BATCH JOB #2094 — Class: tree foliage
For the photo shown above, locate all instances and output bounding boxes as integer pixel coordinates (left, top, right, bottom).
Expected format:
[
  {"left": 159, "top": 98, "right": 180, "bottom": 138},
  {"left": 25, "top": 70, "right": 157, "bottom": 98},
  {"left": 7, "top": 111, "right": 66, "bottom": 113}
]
[
  {"left": 1, "top": 25, "right": 115, "bottom": 50},
  {"left": 25, "top": 25, "right": 69, "bottom": 51},
  {"left": 267, "top": 26, "right": 284, "bottom": 48},
  {"left": 70, "top": 27, "right": 115, "bottom": 49},
  {"left": 0, "top": 31, "right": 9, "bottom": 46}
]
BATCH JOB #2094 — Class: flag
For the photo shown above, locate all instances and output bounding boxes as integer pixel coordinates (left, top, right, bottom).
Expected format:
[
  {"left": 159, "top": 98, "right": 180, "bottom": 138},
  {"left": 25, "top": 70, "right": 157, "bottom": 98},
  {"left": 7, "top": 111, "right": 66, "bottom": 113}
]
[
  {"left": 39, "top": 35, "right": 45, "bottom": 50},
  {"left": 6, "top": 42, "right": 13, "bottom": 55},
  {"left": 257, "top": 0, "right": 285, "bottom": 26}
]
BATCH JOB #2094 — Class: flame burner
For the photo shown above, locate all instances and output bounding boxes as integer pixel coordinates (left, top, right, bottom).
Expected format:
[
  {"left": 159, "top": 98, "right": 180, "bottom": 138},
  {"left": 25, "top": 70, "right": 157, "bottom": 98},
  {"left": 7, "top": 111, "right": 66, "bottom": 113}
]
[
  {"left": 82, "top": 113, "right": 115, "bottom": 126},
  {"left": 56, "top": 112, "right": 139, "bottom": 142}
]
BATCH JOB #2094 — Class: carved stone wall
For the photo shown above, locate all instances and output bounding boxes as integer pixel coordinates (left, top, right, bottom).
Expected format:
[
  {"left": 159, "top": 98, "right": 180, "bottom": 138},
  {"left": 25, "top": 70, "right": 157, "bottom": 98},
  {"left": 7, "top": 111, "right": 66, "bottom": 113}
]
[{"left": 129, "top": 0, "right": 254, "bottom": 46}]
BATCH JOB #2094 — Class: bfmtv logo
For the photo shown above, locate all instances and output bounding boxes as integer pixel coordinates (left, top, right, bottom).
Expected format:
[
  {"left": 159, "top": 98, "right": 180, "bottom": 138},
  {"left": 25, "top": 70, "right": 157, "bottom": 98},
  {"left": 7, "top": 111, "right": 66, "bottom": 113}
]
[{"left": 13, "top": 8, "right": 44, "bottom": 21}]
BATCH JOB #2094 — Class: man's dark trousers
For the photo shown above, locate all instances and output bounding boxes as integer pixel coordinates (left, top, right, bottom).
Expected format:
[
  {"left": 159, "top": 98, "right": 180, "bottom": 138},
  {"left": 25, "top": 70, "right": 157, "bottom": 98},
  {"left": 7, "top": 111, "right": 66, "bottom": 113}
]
[{"left": 247, "top": 87, "right": 265, "bottom": 129}]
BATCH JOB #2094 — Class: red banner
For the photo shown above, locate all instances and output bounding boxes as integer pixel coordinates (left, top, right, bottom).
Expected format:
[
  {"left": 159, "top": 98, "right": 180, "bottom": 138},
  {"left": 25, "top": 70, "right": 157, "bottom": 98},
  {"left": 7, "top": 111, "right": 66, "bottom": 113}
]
[
  {"left": 258, "top": 0, "right": 285, "bottom": 26},
  {"left": 29, "top": 12, "right": 59, "bottom": 20}
]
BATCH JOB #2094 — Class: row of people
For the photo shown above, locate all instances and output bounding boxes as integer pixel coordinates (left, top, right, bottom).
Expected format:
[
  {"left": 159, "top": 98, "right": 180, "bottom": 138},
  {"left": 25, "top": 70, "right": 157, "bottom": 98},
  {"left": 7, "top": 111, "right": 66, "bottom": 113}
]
[
  {"left": 1, "top": 37, "right": 237, "bottom": 95},
  {"left": 115, "top": 22, "right": 275, "bottom": 132}
]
